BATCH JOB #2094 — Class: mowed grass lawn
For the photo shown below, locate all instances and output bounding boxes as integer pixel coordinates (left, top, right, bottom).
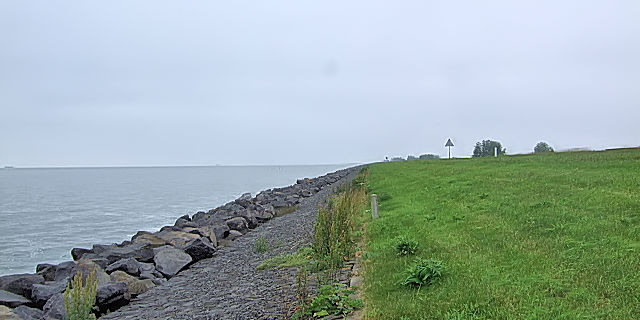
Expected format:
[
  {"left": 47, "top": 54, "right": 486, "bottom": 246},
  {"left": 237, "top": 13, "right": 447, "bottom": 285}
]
[{"left": 363, "top": 150, "right": 640, "bottom": 319}]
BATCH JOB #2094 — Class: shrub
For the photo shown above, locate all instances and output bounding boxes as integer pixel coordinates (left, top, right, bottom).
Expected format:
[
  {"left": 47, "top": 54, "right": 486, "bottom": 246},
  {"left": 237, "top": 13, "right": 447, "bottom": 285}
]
[
  {"left": 293, "top": 283, "right": 363, "bottom": 319},
  {"left": 402, "top": 258, "right": 444, "bottom": 287},
  {"left": 64, "top": 269, "right": 98, "bottom": 320},
  {"left": 534, "top": 142, "right": 554, "bottom": 153},
  {"left": 472, "top": 140, "right": 506, "bottom": 157},
  {"left": 394, "top": 236, "right": 419, "bottom": 256}
]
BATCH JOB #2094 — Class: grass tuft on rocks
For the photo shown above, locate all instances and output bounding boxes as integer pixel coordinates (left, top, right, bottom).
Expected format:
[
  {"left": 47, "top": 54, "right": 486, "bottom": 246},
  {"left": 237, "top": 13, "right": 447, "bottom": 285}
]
[{"left": 64, "top": 269, "right": 98, "bottom": 320}]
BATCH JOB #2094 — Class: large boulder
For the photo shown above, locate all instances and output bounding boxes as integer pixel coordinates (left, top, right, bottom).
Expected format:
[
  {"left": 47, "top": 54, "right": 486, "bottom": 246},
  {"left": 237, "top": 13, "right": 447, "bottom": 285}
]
[
  {"left": 92, "top": 243, "right": 154, "bottom": 264},
  {"left": 226, "top": 217, "right": 248, "bottom": 232},
  {"left": 36, "top": 264, "right": 56, "bottom": 282},
  {"left": 105, "top": 258, "right": 142, "bottom": 276},
  {"left": 0, "top": 305, "right": 20, "bottom": 320},
  {"left": 235, "top": 192, "right": 253, "bottom": 207},
  {"left": 53, "top": 261, "right": 76, "bottom": 282},
  {"left": 155, "top": 230, "right": 201, "bottom": 247},
  {"left": 181, "top": 237, "right": 216, "bottom": 261},
  {"left": 70, "top": 248, "right": 92, "bottom": 261},
  {"left": 174, "top": 216, "right": 197, "bottom": 228},
  {"left": 131, "top": 231, "right": 167, "bottom": 248},
  {"left": 13, "top": 305, "right": 44, "bottom": 320},
  {"left": 211, "top": 223, "right": 230, "bottom": 240},
  {"left": 43, "top": 293, "right": 66, "bottom": 320},
  {"left": 0, "top": 290, "right": 31, "bottom": 308},
  {"left": 109, "top": 271, "right": 155, "bottom": 295},
  {"left": 255, "top": 204, "right": 276, "bottom": 221},
  {"left": 73, "top": 258, "right": 111, "bottom": 287},
  {"left": 182, "top": 226, "right": 218, "bottom": 247},
  {"left": 96, "top": 282, "right": 129, "bottom": 313},
  {"left": 31, "top": 281, "right": 67, "bottom": 308},
  {"left": 152, "top": 246, "right": 192, "bottom": 278},
  {"left": 0, "top": 273, "right": 44, "bottom": 298},
  {"left": 226, "top": 229, "right": 243, "bottom": 241}
]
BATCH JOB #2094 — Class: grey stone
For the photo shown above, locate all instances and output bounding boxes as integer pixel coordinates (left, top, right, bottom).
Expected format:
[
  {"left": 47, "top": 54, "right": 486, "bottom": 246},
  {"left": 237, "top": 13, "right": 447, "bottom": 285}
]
[
  {"left": 92, "top": 243, "right": 154, "bottom": 264},
  {"left": 31, "top": 281, "right": 67, "bottom": 308},
  {"left": 226, "top": 217, "right": 248, "bottom": 232},
  {"left": 0, "top": 290, "right": 31, "bottom": 308},
  {"left": 0, "top": 273, "right": 44, "bottom": 298},
  {"left": 226, "top": 229, "right": 243, "bottom": 241},
  {"left": 73, "top": 258, "right": 111, "bottom": 287},
  {"left": 0, "top": 305, "right": 20, "bottom": 320},
  {"left": 155, "top": 230, "right": 201, "bottom": 247},
  {"left": 109, "top": 271, "right": 156, "bottom": 295},
  {"left": 131, "top": 231, "right": 167, "bottom": 248},
  {"left": 235, "top": 192, "right": 253, "bottom": 207},
  {"left": 43, "top": 293, "right": 66, "bottom": 320},
  {"left": 96, "top": 282, "right": 129, "bottom": 313},
  {"left": 105, "top": 258, "right": 141, "bottom": 276},
  {"left": 152, "top": 246, "right": 192, "bottom": 278},
  {"left": 181, "top": 237, "right": 216, "bottom": 261},
  {"left": 70, "top": 247, "right": 92, "bottom": 261},
  {"left": 14, "top": 305, "right": 44, "bottom": 320},
  {"left": 52, "top": 261, "right": 76, "bottom": 282},
  {"left": 212, "top": 223, "right": 230, "bottom": 241}
]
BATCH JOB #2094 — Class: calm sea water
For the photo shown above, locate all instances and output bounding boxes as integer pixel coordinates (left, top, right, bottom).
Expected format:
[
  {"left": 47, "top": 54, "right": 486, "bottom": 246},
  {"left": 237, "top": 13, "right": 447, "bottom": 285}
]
[{"left": 0, "top": 165, "right": 350, "bottom": 276}]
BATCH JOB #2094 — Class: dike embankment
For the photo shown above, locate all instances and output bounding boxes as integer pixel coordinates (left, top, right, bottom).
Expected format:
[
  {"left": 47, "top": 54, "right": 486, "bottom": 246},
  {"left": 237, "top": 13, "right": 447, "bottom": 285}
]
[{"left": 0, "top": 166, "right": 360, "bottom": 320}]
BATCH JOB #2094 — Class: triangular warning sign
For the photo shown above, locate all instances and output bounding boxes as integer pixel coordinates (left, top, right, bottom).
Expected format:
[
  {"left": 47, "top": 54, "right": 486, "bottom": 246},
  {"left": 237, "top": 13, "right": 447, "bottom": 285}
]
[{"left": 445, "top": 139, "right": 454, "bottom": 147}]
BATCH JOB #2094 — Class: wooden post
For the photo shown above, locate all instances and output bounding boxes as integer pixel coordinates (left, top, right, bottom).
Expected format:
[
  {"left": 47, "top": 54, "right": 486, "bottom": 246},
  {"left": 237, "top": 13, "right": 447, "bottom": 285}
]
[{"left": 371, "top": 194, "right": 379, "bottom": 219}]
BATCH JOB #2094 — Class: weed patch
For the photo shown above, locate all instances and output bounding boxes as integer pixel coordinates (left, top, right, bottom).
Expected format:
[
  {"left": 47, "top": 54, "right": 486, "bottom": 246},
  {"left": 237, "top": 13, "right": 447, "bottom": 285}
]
[
  {"left": 401, "top": 258, "right": 444, "bottom": 288},
  {"left": 254, "top": 236, "right": 270, "bottom": 253},
  {"left": 394, "top": 236, "right": 419, "bottom": 256}
]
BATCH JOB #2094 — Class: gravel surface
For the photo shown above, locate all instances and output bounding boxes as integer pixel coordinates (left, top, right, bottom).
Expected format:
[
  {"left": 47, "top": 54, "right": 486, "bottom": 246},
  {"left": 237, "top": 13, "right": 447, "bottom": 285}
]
[{"left": 101, "top": 167, "right": 360, "bottom": 320}]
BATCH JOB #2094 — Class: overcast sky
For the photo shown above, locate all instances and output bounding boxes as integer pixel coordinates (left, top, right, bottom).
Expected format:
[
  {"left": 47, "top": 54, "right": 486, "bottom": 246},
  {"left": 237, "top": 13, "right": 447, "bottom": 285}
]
[{"left": 1, "top": 1, "right": 638, "bottom": 167}]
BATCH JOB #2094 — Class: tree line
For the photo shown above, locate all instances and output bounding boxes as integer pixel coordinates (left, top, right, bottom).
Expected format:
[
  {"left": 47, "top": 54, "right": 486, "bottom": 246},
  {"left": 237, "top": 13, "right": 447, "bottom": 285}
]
[{"left": 386, "top": 141, "right": 554, "bottom": 161}]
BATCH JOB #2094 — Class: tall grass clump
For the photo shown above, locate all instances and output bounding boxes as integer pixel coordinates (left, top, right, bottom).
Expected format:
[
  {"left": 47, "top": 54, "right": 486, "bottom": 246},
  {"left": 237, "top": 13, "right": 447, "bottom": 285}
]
[
  {"left": 64, "top": 269, "right": 98, "bottom": 320},
  {"left": 312, "top": 184, "right": 367, "bottom": 270}
]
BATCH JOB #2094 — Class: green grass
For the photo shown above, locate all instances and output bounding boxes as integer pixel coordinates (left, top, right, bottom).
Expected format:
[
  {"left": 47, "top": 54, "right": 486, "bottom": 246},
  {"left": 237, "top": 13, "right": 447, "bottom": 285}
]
[
  {"left": 364, "top": 150, "right": 640, "bottom": 319},
  {"left": 257, "top": 247, "right": 314, "bottom": 270}
]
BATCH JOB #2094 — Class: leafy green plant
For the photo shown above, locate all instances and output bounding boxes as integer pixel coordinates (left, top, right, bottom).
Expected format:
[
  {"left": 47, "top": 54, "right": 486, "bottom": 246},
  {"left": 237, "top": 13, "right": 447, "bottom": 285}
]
[
  {"left": 394, "top": 236, "right": 419, "bottom": 256},
  {"left": 254, "top": 236, "right": 270, "bottom": 253},
  {"left": 402, "top": 258, "right": 444, "bottom": 288},
  {"left": 294, "top": 283, "right": 363, "bottom": 319},
  {"left": 64, "top": 269, "right": 98, "bottom": 320}
]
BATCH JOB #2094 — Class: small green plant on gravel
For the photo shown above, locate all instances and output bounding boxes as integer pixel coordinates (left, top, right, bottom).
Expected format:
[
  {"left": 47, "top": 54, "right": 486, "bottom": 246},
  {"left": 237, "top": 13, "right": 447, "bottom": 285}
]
[
  {"left": 293, "top": 283, "right": 363, "bottom": 319},
  {"left": 257, "top": 247, "right": 313, "bottom": 270},
  {"left": 254, "top": 236, "right": 270, "bottom": 253},
  {"left": 275, "top": 205, "right": 298, "bottom": 216},
  {"left": 64, "top": 269, "right": 98, "bottom": 320},
  {"left": 402, "top": 258, "right": 444, "bottom": 288},
  {"left": 394, "top": 235, "right": 419, "bottom": 256}
]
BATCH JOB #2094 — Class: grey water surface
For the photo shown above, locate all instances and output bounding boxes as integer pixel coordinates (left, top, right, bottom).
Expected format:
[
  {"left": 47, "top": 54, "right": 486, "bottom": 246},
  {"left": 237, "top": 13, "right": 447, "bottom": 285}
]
[{"left": 0, "top": 164, "right": 350, "bottom": 276}]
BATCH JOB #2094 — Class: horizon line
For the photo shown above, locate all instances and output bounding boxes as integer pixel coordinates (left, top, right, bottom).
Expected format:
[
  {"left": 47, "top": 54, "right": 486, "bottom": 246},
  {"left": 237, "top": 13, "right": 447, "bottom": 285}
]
[{"left": 1, "top": 162, "right": 363, "bottom": 170}]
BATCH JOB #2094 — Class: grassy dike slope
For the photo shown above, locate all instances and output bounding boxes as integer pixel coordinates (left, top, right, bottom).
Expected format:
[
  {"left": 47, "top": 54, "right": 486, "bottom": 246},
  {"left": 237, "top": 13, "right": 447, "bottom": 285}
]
[{"left": 364, "top": 150, "right": 640, "bottom": 319}]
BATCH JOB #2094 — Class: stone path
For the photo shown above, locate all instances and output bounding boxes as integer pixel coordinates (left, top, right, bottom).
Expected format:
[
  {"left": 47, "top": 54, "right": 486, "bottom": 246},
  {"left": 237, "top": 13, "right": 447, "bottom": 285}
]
[{"left": 101, "top": 167, "right": 360, "bottom": 320}]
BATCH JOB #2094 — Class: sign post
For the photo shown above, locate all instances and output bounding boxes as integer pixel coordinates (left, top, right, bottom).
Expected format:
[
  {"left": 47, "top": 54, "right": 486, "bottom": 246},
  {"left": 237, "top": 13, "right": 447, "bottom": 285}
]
[{"left": 445, "top": 139, "right": 454, "bottom": 159}]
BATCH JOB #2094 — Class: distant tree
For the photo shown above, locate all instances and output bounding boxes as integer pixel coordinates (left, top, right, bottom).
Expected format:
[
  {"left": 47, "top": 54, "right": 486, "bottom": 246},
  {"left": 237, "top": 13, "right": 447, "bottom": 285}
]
[
  {"left": 534, "top": 142, "right": 554, "bottom": 153},
  {"left": 407, "top": 155, "right": 418, "bottom": 161},
  {"left": 390, "top": 157, "right": 405, "bottom": 162},
  {"left": 419, "top": 154, "right": 440, "bottom": 160},
  {"left": 472, "top": 140, "right": 506, "bottom": 158}
]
